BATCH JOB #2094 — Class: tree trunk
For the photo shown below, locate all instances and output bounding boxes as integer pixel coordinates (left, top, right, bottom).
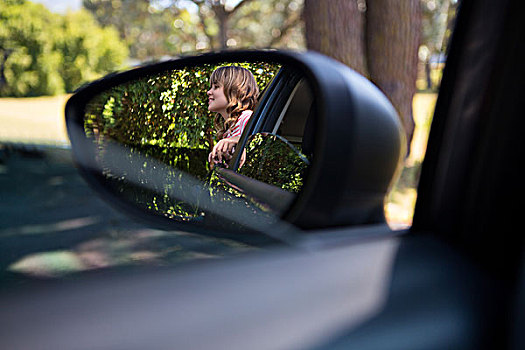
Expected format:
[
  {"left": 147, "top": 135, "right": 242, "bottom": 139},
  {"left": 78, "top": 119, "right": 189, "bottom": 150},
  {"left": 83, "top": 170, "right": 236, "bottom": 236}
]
[
  {"left": 0, "top": 48, "right": 13, "bottom": 93},
  {"left": 212, "top": 4, "right": 229, "bottom": 49},
  {"left": 366, "top": 0, "right": 422, "bottom": 156},
  {"left": 425, "top": 60, "right": 433, "bottom": 90},
  {"left": 303, "top": 0, "right": 367, "bottom": 76},
  {"left": 303, "top": 0, "right": 422, "bottom": 156}
]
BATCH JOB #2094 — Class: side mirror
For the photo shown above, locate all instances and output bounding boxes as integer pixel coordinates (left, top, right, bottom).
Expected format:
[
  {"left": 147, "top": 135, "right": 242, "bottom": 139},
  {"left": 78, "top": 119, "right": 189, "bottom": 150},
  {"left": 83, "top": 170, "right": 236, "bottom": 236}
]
[{"left": 65, "top": 50, "right": 404, "bottom": 244}]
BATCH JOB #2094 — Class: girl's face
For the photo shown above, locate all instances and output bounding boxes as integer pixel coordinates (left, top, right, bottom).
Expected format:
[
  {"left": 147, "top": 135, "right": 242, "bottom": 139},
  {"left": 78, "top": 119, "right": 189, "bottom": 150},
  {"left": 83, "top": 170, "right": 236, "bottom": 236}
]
[{"left": 207, "top": 83, "right": 228, "bottom": 116}]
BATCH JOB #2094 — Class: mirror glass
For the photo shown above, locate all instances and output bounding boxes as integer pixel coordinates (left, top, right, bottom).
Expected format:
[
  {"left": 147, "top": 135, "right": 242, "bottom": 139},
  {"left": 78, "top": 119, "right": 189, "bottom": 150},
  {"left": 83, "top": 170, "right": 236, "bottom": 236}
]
[{"left": 82, "top": 61, "right": 315, "bottom": 233}]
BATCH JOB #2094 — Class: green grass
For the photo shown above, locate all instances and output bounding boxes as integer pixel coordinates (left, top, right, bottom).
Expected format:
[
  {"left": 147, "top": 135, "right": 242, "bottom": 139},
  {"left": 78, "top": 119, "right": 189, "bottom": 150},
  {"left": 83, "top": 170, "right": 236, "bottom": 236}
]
[{"left": 0, "top": 95, "right": 70, "bottom": 145}]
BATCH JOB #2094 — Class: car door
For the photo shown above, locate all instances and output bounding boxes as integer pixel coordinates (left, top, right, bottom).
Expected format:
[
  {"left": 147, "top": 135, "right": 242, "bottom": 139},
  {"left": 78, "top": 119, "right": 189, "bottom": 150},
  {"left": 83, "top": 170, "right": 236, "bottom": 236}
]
[{"left": 3, "top": 1, "right": 525, "bottom": 349}]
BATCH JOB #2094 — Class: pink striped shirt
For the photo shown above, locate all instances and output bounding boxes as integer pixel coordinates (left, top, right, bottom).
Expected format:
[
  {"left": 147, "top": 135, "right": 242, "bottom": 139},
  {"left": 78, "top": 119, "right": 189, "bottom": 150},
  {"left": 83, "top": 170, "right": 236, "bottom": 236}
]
[{"left": 223, "top": 110, "right": 253, "bottom": 139}]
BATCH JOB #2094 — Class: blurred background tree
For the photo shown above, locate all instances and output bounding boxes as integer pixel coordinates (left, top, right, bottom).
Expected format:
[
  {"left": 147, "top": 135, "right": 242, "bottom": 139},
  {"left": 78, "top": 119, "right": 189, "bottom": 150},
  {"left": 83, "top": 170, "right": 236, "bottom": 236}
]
[
  {"left": 0, "top": 0, "right": 128, "bottom": 97},
  {"left": 82, "top": 0, "right": 304, "bottom": 61},
  {"left": 303, "top": 0, "right": 422, "bottom": 155},
  {"left": 419, "top": 0, "right": 458, "bottom": 91},
  {"left": 0, "top": 0, "right": 64, "bottom": 96},
  {"left": 80, "top": 0, "right": 457, "bottom": 156},
  {"left": 82, "top": 0, "right": 178, "bottom": 60},
  {"left": 178, "top": 0, "right": 304, "bottom": 50},
  {"left": 1, "top": 0, "right": 456, "bottom": 118}
]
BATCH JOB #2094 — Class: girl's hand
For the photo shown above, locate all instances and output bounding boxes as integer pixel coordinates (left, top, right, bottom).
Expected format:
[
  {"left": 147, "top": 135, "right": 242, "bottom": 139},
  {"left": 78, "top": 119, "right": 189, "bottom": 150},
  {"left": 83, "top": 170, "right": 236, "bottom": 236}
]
[
  {"left": 208, "top": 137, "right": 240, "bottom": 164},
  {"left": 239, "top": 148, "right": 247, "bottom": 168}
]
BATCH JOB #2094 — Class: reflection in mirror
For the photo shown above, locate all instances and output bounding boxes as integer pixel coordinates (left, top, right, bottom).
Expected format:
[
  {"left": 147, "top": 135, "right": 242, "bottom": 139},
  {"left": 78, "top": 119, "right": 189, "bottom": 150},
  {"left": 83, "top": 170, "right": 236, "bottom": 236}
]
[
  {"left": 240, "top": 133, "right": 309, "bottom": 193},
  {"left": 208, "top": 74, "right": 315, "bottom": 218},
  {"left": 81, "top": 60, "right": 314, "bottom": 234},
  {"left": 84, "top": 62, "right": 279, "bottom": 219},
  {"left": 209, "top": 133, "right": 309, "bottom": 217}
]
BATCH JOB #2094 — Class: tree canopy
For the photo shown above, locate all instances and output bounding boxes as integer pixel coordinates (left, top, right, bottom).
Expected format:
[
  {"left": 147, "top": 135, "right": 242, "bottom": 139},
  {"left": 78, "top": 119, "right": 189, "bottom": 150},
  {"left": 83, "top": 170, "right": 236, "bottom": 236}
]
[
  {"left": 82, "top": 0, "right": 304, "bottom": 61},
  {"left": 0, "top": 0, "right": 128, "bottom": 97}
]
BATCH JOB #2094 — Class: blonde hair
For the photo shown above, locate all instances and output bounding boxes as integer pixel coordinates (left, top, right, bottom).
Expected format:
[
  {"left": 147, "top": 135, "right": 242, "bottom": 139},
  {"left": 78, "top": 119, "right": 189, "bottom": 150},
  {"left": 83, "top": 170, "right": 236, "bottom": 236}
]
[{"left": 210, "top": 66, "right": 259, "bottom": 139}]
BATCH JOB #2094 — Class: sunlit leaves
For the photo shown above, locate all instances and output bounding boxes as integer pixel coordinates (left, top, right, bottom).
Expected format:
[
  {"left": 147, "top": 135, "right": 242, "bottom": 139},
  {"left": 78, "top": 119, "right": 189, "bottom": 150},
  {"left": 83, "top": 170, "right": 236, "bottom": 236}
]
[
  {"left": 0, "top": 0, "right": 128, "bottom": 96},
  {"left": 84, "top": 61, "right": 280, "bottom": 219},
  {"left": 83, "top": 0, "right": 304, "bottom": 60},
  {"left": 86, "top": 61, "right": 280, "bottom": 153},
  {"left": 240, "top": 133, "right": 308, "bottom": 193}
]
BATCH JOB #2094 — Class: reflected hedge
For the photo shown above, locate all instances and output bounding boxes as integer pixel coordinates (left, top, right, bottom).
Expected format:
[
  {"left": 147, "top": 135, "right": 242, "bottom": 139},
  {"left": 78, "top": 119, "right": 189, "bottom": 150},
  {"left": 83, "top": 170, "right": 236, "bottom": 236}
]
[{"left": 84, "top": 62, "right": 281, "bottom": 218}]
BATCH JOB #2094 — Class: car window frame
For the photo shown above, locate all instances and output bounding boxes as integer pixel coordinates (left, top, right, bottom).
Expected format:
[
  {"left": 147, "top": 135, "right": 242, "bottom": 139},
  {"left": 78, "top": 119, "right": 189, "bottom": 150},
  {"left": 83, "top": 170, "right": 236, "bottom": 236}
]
[{"left": 229, "top": 66, "right": 305, "bottom": 171}]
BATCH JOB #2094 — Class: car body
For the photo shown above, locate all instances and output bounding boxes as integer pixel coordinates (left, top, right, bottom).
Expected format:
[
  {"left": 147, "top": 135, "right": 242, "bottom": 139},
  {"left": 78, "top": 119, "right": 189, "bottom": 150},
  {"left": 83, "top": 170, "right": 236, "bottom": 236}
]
[{"left": 1, "top": 0, "right": 524, "bottom": 349}]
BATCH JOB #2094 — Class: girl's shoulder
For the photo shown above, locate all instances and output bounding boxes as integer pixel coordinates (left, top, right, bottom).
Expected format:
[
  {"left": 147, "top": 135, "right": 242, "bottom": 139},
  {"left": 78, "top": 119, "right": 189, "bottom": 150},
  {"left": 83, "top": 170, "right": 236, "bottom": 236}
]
[
  {"left": 238, "top": 110, "right": 253, "bottom": 122},
  {"left": 235, "top": 110, "right": 252, "bottom": 129},
  {"left": 225, "top": 110, "right": 253, "bottom": 139}
]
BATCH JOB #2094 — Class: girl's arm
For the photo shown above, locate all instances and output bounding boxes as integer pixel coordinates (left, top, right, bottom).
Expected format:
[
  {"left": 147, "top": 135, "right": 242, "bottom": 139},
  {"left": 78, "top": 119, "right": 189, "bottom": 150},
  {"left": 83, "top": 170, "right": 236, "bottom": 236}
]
[
  {"left": 209, "top": 111, "right": 252, "bottom": 166},
  {"left": 208, "top": 136, "right": 240, "bottom": 164}
]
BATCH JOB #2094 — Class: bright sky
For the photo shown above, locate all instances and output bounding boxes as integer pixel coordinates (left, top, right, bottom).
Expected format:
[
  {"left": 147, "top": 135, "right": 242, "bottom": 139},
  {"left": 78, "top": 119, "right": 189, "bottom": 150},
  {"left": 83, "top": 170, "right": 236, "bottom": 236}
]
[
  {"left": 31, "top": 0, "right": 244, "bottom": 13},
  {"left": 32, "top": 0, "right": 82, "bottom": 13}
]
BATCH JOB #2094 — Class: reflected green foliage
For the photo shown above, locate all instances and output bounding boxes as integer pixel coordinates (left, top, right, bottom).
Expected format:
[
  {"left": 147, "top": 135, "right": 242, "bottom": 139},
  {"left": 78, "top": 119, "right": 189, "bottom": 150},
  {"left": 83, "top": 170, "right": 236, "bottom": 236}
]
[
  {"left": 240, "top": 133, "right": 309, "bottom": 193},
  {"left": 101, "top": 149, "right": 206, "bottom": 221},
  {"left": 204, "top": 133, "right": 310, "bottom": 219},
  {"left": 84, "top": 62, "right": 281, "bottom": 219},
  {"left": 0, "top": 0, "right": 128, "bottom": 97},
  {"left": 85, "top": 62, "right": 280, "bottom": 153}
]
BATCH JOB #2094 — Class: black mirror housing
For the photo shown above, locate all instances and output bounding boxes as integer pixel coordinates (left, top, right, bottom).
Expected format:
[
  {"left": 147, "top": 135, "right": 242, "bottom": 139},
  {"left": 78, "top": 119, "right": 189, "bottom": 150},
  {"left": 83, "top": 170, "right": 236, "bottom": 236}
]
[
  {"left": 286, "top": 54, "right": 406, "bottom": 229},
  {"left": 65, "top": 50, "right": 404, "bottom": 238}
]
